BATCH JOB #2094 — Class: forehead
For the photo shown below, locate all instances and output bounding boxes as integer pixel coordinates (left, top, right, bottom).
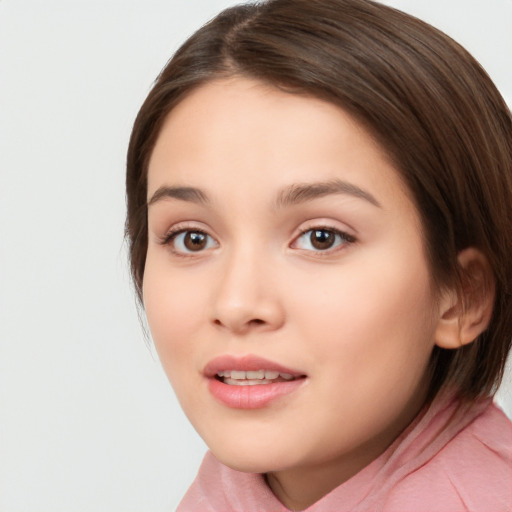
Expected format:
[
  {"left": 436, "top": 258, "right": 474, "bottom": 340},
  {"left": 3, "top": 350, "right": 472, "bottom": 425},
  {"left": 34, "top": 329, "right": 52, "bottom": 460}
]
[{"left": 147, "top": 77, "right": 415, "bottom": 216}]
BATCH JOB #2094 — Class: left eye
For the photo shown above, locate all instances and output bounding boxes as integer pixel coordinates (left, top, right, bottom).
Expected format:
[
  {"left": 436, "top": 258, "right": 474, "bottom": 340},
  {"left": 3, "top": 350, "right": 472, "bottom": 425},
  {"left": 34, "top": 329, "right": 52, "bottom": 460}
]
[
  {"left": 293, "top": 228, "right": 353, "bottom": 252},
  {"left": 169, "top": 230, "right": 218, "bottom": 254}
]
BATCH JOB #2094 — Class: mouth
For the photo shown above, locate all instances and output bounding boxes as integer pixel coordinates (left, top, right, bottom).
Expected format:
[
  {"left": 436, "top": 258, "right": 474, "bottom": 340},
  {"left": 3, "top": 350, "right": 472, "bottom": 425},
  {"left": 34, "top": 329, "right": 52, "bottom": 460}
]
[
  {"left": 204, "top": 355, "right": 307, "bottom": 409},
  {"left": 215, "top": 369, "right": 299, "bottom": 386}
]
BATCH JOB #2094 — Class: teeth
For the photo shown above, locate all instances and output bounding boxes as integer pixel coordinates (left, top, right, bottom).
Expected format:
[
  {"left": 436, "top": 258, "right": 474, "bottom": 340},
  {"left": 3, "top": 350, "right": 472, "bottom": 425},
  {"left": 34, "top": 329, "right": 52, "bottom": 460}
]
[
  {"left": 216, "top": 369, "right": 297, "bottom": 382},
  {"left": 246, "top": 370, "right": 265, "bottom": 379},
  {"left": 224, "top": 378, "right": 273, "bottom": 386}
]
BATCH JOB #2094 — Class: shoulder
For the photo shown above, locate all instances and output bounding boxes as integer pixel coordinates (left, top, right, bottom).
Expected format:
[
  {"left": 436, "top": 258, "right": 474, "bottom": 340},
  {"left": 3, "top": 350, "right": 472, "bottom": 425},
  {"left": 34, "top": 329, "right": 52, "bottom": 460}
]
[{"left": 383, "top": 402, "right": 512, "bottom": 512}]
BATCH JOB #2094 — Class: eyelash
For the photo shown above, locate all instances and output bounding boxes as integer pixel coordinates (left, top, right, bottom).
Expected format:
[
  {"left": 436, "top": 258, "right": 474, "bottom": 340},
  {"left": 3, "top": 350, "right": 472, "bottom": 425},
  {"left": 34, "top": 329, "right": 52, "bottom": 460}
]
[
  {"left": 293, "top": 226, "right": 356, "bottom": 253},
  {"left": 160, "top": 226, "right": 217, "bottom": 257},
  {"left": 159, "top": 225, "right": 356, "bottom": 256}
]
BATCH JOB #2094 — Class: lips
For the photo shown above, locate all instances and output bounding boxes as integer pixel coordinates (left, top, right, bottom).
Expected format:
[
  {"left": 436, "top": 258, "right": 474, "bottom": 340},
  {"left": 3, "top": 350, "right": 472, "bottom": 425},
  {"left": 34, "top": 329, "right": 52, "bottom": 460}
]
[
  {"left": 204, "top": 355, "right": 307, "bottom": 409},
  {"left": 204, "top": 354, "right": 304, "bottom": 376}
]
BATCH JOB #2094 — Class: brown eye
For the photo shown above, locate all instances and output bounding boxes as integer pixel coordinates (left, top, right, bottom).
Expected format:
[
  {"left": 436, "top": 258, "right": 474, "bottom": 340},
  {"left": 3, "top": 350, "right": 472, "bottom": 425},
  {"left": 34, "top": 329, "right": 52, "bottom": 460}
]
[
  {"left": 167, "top": 229, "right": 218, "bottom": 254},
  {"left": 293, "top": 227, "right": 354, "bottom": 252},
  {"left": 184, "top": 231, "right": 207, "bottom": 251},
  {"left": 310, "top": 229, "right": 335, "bottom": 250}
]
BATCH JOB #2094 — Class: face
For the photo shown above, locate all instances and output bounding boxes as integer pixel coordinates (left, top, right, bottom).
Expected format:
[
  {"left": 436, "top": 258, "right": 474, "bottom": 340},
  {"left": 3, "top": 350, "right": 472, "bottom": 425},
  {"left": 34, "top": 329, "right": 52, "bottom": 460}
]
[{"left": 144, "top": 78, "right": 441, "bottom": 485}]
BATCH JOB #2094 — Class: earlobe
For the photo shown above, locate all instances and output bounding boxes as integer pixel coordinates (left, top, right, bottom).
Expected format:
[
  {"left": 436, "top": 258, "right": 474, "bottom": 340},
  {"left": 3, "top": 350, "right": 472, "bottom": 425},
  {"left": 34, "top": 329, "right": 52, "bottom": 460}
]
[{"left": 434, "top": 248, "right": 495, "bottom": 349}]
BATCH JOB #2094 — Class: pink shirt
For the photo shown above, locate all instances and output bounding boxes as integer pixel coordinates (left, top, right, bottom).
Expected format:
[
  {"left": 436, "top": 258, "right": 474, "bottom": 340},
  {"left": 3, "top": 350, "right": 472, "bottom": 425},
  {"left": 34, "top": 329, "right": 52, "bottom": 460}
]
[{"left": 178, "top": 397, "right": 512, "bottom": 511}]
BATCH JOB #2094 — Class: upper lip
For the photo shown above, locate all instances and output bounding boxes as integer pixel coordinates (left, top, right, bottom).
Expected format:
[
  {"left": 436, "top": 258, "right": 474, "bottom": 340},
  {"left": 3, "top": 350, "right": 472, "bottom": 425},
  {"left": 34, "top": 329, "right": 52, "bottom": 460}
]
[{"left": 204, "top": 354, "right": 306, "bottom": 378}]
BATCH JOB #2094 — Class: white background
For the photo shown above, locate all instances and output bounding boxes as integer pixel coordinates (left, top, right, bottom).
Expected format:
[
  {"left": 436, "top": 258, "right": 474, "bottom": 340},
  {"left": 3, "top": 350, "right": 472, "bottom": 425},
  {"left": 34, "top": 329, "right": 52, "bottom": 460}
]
[{"left": 0, "top": 1, "right": 511, "bottom": 511}]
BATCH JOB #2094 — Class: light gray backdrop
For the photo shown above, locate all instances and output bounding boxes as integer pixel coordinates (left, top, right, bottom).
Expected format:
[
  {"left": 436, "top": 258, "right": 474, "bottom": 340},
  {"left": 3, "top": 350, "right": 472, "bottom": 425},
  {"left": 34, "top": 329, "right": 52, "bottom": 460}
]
[{"left": 0, "top": 1, "right": 511, "bottom": 511}]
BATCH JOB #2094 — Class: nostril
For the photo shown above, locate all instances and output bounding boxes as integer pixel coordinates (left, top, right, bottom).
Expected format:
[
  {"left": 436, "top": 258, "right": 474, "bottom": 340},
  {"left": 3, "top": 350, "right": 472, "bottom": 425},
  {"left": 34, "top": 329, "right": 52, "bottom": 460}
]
[
  {"left": 212, "top": 317, "right": 265, "bottom": 330},
  {"left": 212, "top": 317, "right": 266, "bottom": 330}
]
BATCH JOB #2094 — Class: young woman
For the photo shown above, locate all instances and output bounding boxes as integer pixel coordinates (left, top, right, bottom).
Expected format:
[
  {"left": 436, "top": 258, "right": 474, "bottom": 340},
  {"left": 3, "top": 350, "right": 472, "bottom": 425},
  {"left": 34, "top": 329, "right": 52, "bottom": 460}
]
[{"left": 126, "top": 0, "right": 512, "bottom": 509}]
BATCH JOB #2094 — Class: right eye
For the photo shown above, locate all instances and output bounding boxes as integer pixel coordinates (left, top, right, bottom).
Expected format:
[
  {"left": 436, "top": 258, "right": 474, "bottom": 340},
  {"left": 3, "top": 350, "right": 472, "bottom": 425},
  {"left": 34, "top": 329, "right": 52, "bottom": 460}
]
[{"left": 165, "top": 229, "right": 218, "bottom": 255}]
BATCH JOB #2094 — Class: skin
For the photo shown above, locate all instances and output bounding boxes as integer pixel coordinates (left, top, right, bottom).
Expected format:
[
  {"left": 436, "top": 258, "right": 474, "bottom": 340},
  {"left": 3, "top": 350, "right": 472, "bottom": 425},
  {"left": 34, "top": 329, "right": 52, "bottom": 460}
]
[{"left": 143, "top": 77, "right": 448, "bottom": 510}]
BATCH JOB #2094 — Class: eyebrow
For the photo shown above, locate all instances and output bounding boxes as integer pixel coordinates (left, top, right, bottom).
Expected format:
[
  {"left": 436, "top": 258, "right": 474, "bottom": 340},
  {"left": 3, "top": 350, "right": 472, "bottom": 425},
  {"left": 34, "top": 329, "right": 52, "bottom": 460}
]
[
  {"left": 147, "top": 186, "right": 209, "bottom": 206},
  {"left": 147, "top": 179, "right": 381, "bottom": 209},
  {"left": 274, "top": 179, "right": 381, "bottom": 209}
]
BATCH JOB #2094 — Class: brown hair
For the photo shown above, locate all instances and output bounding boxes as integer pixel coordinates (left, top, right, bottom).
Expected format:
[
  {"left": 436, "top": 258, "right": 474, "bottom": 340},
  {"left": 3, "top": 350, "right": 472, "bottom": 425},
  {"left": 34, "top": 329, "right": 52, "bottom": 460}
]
[{"left": 126, "top": 0, "right": 512, "bottom": 401}]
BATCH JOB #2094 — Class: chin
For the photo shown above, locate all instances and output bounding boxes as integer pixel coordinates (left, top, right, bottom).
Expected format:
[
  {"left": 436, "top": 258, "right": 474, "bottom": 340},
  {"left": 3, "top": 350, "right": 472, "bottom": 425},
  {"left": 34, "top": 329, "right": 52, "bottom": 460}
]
[
  {"left": 209, "top": 441, "right": 295, "bottom": 474},
  {"left": 217, "top": 456, "right": 271, "bottom": 474}
]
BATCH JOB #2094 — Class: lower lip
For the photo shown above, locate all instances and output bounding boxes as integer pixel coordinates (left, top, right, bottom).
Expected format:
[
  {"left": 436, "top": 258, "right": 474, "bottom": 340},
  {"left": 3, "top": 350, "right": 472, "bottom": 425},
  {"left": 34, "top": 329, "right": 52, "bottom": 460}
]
[{"left": 207, "top": 377, "right": 306, "bottom": 409}]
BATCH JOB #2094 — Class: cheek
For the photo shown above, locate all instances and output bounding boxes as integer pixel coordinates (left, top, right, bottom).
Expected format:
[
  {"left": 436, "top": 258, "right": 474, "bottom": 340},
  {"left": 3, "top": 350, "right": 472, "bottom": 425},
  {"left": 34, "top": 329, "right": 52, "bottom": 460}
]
[
  {"left": 288, "top": 248, "right": 437, "bottom": 383},
  {"left": 142, "top": 253, "right": 207, "bottom": 370},
  {"left": 283, "top": 256, "right": 438, "bottom": 447}
]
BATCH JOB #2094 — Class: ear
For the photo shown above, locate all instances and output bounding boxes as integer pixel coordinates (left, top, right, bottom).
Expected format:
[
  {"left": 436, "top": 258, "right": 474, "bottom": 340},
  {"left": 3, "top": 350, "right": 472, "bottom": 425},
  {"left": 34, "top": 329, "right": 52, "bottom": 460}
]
[{"left": 435, "top": 248, "right": 495, "bottom": 349}]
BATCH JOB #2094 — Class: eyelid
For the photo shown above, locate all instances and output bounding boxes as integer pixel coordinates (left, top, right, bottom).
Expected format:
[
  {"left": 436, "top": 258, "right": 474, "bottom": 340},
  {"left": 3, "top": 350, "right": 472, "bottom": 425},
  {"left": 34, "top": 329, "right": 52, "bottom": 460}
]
[
  {"left": 158, "top": 220, "right": 210, "bottom": 243},
  {"left": 290, "top": 223, "right": 356, "bottom": 253},
  {"left": 159, "top": 223, "right": 219, "bottom": 256},
  {"left": 160, "top": 226, "right": 204, "bottom": 244}
]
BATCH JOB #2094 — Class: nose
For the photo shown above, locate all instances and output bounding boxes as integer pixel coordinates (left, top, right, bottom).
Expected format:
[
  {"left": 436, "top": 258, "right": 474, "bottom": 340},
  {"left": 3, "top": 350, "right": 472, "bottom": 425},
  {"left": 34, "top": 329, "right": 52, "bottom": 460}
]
[{"left": 210, "top": 248, "right": 285, "bottom": 335}]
